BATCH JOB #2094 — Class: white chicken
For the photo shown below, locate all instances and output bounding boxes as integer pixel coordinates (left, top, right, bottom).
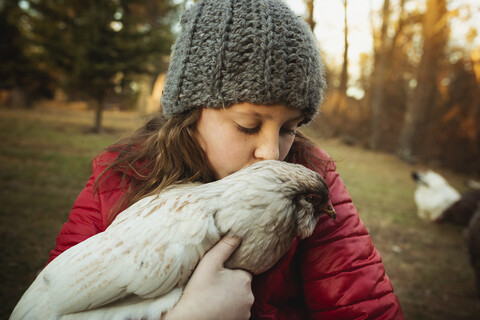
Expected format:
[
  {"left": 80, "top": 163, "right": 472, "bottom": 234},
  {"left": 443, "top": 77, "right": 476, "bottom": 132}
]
[{"left": 11, "top": 160, "right": 335, "bottom": 320}]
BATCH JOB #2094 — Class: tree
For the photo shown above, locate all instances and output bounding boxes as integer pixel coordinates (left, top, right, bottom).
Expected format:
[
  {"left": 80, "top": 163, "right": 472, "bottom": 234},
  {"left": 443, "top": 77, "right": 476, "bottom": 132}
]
[
  {"left": 318, "top": 0, "right": 350, "bottom": 135},
  {"left": 304, "top": 0, "right": 315, "bottom": 31},
  {"left": 338, "top": 0, "right": 348, "bottom": 95},
  {"left": 0, "top": 0, "right": 53, "bottom": 105},
  {"left": 18, "top": 0, "right": 178, "bottom": 132},
  {"left": 397, "top": 0, "right": 448, "bottom": 160},
  {"left": 368, "top": 0, "right": 391, "bottom": 150}
]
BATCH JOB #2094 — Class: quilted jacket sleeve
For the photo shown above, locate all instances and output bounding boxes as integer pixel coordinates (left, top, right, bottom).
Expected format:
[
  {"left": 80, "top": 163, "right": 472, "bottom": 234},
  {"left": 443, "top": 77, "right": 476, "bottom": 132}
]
[
  {"left": 47, "top": 153, "right": 123, "bottom": 265},
  {"left": 299, "top": 149, "right": 404, "bottom": 319},
  {"left": 47, "top": 173, "right": 104, "bottom": 264}
]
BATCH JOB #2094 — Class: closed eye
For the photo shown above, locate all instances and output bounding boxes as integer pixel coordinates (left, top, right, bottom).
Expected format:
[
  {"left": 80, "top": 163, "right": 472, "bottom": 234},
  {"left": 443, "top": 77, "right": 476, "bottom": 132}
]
[
  {"left": 281, "top": 127, "right": 297, "bottom": 136},
  {"left": 236, "top": 123, "right": 261, "bottom": 134}
]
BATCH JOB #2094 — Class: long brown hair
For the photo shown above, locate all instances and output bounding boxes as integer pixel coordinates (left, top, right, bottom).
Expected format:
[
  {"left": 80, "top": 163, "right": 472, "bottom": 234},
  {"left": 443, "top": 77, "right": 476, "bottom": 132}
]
[{"left": 95, "top": 109, "right": 329, "bottom": 225}]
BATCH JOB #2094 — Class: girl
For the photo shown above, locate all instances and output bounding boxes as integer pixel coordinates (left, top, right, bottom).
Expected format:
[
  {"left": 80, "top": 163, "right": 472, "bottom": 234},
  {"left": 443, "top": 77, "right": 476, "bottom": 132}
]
[{"left": 48, "top": 0, "right": 404, "bottom": 319}]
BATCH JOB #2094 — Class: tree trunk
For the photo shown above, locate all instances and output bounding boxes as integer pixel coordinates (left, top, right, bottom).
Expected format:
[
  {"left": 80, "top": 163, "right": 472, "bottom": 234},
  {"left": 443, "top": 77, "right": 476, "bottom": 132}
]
[
  {"left": 338, "top": 0, "right": 348, "bottom": 95},
  {"left": 385, "top": 0, "right": 407, "bottom": 65},
  {"left": 468, "top": 71, "right": 480, "bottom": 162},
  {"left": 304, "top": 0, "right": 315, "bottom": 31},
  {"left": 93, "top": 93, "right": 105, "bottom": 133},
  {"left": 369, "top": 0, "right": 391, "bottom": 150},
  {"left": 397, "top": 0, "right": 447, "bottom": 161}
]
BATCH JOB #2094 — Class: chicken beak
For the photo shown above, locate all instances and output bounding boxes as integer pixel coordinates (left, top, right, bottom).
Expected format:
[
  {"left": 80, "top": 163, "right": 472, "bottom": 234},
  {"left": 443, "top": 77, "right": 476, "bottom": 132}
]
[{"left": 325, "top": 204, "right": 336, "bottom": 220}]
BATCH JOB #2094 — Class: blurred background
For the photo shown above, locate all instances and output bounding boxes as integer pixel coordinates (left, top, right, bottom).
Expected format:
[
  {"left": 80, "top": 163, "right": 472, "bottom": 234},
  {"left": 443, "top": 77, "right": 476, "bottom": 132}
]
[{"left": 1, "top": 0, "right": 480, "bottom": 319}]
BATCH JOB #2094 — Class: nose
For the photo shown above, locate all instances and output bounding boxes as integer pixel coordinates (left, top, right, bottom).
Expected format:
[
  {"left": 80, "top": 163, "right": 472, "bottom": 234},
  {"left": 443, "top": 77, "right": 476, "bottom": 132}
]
[{"left": 254, "top": 133, "right": 280, "bottom": 161}]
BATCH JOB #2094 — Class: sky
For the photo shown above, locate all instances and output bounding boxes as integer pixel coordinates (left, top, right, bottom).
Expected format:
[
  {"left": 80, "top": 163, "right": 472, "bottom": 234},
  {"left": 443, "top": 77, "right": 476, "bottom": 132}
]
[
  {"left": 179, "top": 0, "right": 480, "bottom": 98},
  {"left": 285, "top": 0, "right": 480, "bottom": 79},
  {"left": 286, "top": 0, "right": 377, "bottom": 69}
]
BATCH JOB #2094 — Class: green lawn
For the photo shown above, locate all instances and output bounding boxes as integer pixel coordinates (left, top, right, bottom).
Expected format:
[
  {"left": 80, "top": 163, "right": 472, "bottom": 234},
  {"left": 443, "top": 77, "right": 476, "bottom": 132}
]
[{"left": 1, "top": 107, "right": 479, "bottom": 319}]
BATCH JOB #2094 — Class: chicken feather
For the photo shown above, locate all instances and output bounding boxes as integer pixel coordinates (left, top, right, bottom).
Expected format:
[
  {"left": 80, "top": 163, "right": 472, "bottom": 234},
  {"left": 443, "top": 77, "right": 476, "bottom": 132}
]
[{"left": 11, "top": 160, "right": 335, "bottom": 320}]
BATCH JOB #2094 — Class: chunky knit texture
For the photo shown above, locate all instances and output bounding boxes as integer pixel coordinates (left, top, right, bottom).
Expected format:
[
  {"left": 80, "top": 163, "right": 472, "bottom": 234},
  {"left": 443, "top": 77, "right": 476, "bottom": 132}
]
[{"left": 161, "top": 0, "right": 326, "bottom": 123}]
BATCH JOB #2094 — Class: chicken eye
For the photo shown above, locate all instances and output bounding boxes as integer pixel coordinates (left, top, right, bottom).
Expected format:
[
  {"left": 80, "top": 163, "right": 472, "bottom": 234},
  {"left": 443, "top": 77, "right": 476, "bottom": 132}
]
[{"left": 306, "top": 194, "right": 320, "bottom": 205}]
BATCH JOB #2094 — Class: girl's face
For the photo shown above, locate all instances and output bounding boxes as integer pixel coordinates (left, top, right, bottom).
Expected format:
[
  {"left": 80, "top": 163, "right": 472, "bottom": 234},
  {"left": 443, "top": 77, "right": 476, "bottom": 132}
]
[{"left": 195, "top": 102, "right": 304, "bottom": 179}]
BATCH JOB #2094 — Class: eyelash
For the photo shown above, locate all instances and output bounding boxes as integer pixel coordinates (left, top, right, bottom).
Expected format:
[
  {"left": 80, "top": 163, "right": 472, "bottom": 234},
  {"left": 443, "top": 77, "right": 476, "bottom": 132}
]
[
  {"left": 282, "top": 128, "right": 297, "bottom": 136},
  {"left": 236, "top": 124, "right": 261, "bottom": 134},
  {"left": 235, "top": 123, "right": 297, "bottom": 136}
]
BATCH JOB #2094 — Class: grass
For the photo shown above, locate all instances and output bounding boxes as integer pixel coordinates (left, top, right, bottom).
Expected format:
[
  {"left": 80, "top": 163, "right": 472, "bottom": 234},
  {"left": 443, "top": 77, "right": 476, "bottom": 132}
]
[
  {"left": 1, "top": 107, "right": 480, "bottom": 319},
  {"left": 0, "top": 107, "right": 142, "bottom": 319},
  {"left": 303, "top": 127, "right": 480, "bottom": 319}
]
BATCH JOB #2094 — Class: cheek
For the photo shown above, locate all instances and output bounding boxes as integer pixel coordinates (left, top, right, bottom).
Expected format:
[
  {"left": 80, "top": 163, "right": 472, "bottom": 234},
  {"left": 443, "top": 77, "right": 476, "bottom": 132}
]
[
  {"left": 211, "top": 128, "right": 245, "bottom": 155},
  {"left": 279, "top": 136, "right": 295, "bottom": 160},
  {"left": 203, "top": 127, "right": 252, "bottom": 177},
  {"left": 216, "top": 133, "right": 251, "bottom": 163}
]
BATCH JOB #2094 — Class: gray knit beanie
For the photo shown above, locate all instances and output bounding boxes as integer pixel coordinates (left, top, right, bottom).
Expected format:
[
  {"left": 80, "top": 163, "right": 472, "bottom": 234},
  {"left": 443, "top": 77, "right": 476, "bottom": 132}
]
[{"left": 161, "top": 0, "right": 326, "bottom": 123}]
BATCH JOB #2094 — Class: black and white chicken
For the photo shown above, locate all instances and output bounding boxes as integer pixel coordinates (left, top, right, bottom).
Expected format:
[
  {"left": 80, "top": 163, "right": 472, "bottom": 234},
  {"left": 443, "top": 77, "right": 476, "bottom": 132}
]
[{"left": 411, "top": 170, "right": 460, "bottom": 221}]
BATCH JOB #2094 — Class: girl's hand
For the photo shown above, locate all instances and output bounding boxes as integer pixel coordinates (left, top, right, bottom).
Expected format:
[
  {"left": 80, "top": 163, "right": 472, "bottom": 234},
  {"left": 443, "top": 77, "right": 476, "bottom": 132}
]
[{"left": 164, "top": 236, "right": 254, "bottom": 320}]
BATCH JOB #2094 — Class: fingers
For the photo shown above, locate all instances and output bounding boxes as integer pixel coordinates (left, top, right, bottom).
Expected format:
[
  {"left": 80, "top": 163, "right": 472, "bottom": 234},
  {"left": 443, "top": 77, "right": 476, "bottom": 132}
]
[
  {"left": 204, "top": 235, "right": 242, "bottom": 266},
  {"left": 175, "top": 235, "right": 253, "bottom": 320},
  {"left": 231, "top": 268, "right": 254, "bottom": 284}
]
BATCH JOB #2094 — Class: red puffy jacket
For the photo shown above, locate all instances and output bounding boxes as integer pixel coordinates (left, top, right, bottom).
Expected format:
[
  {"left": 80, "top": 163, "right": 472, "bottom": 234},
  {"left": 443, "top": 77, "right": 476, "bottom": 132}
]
[{"left": 48, "top": 147, "right": 404, "bottom": 319}]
